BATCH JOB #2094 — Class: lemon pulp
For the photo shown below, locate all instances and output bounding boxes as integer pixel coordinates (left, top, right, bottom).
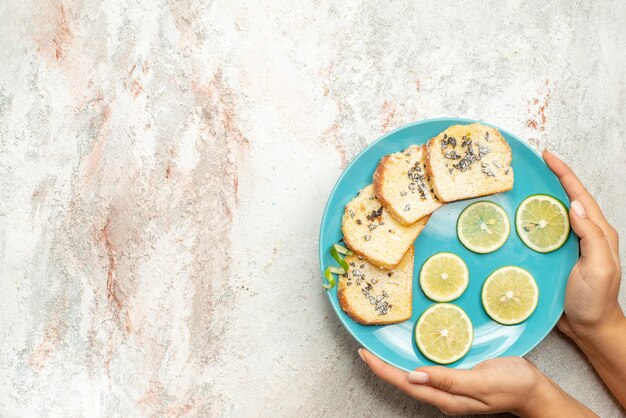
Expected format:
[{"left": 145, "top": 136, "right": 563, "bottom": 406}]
[
  {"left": 516, "top": 194, "right": 570, "bottom": 253},
  {"left": 419, "top": 253, "right": 469, "bottom": 302},
  {"left": 415, "top": 304, "right": 473, "bottom": 364},
  {"left": 481, "top": 266, "right": 539, "bottom": 325},
  {"left": 457, "top": 201, "right": 510, "bottom": 253}
]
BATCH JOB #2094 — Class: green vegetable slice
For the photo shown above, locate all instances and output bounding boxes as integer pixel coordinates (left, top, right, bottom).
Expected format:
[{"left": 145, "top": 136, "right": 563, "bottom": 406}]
[
  {"left": 323, "top": 243, "right": 353, "bottom": 291},
  {"left": 333, "top": 243, "right": 353, "bottom": 256},
  {"left": 322, "top": 267, "right": 336, "bottom": 290},
  {"left": 330, "top": 246, "right": 350, "bottom": 271}
]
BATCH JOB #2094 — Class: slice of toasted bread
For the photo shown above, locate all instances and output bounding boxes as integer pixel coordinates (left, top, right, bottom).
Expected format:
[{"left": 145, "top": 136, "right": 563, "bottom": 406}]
[
  {"left": 338, "top": 246, "right": 413, "bottom": 325},
  {"left": 342, "top": 184, "right": 428, "bottom": 270},
  {"left": 426, "top": 123, "right": 514, "bottom": 202},
  {"left": 373, "top": 144, "right": 444, "bottom": 225}
]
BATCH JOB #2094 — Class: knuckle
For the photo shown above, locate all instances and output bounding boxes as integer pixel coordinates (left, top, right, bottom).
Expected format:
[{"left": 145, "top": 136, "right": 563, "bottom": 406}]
[
  {"left": 437, "top": 373, "right": 455, "bottom": 392},
  {"left": 521, "top": 362, "right": 541, "bottom": 384},
  {"left": 365, "top": 357, "right": 384, "bottom": 375},
  {"left": 371, "top": 360, "right": 388, "bottom": 376},
  {"left": 518, "top": 357, "right": 536, "bottom": 371},
  {"left": 597, "top": 264, "right": 616, "bottom": 279},
  {"left": 509, "top": 356, "right": 526, "bottom": 366},
  {"left": 589, "top": 224, "right": 605, "bottom": 239}
]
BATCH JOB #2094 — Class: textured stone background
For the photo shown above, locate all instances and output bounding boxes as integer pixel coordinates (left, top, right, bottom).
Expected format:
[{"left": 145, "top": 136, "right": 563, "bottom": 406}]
[{"left": 1, "top": 0, "right": 625, "bottom": 417}]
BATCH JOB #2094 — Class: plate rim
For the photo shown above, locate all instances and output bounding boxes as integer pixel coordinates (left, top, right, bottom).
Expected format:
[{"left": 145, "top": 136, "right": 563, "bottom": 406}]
[{"left": 318, "top": 117, "right": 570, "bottom": 370}]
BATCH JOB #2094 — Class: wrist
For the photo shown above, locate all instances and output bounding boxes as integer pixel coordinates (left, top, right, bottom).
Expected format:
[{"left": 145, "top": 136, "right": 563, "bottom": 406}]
[
  {"left": 516, "top": 373, "right": 597, "bottom": 418},
  {"left": 570, "top": 307, "right": 625, "bottom": 350},
  {"left": 514, "top": 372, "right": 560, "bottom": 418}
]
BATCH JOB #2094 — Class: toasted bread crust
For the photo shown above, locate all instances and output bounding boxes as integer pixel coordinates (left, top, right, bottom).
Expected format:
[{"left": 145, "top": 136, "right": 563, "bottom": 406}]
[
  {"left": 341, "top": 214, "right": 398, "bottom": 270},
  {"left": 372, "top": 155, "right": 405, "bottom": 224},
  {"left": 338, "top": 291, "right": 412, "bottom": 325},
  {"left": 373, "top": 155, "right": 410, "bottom": 226},
  {"left": 338, "top": 247, "right": 413, "bottom": 325},
  {"left": 372, "top": 156, "right": 390, "bottom": 206},
  {"left": 374, "top": 145, "right": 443, "bottom": 225},
  {"left": 341, "top": 208, "right": 428, "bottom": 270},
  {"left": 426, "top": 124, "right": 513, "bottom": 202},
  {"left": 341, "top": 184, "right": 429, "bottom": 269},
  {"left": 424, "top": 137, "right": 439, "bottom": 197},
  {"left": 425, "top": 142, "right": 515, "bottom": 199}
]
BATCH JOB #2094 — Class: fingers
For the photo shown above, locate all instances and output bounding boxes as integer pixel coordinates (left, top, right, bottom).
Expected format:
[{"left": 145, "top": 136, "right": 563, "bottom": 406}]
[
  {"left": 543, "top": 150, "right": 601, "bottom": 211},
  {"left": 359, "top": 348, "right": 412, "bottom": 392},
  {"left": 412, "top": 366, "right": 482, "bottom": 398},
  {"left": 570, "top": 201, "right": 615, "bottom": 270},
  {"left": 543, "top": 150, "right": 619, "bottom": 260},
  {"left": 359, "top": 349, "right": 486, "bottom": 414}
]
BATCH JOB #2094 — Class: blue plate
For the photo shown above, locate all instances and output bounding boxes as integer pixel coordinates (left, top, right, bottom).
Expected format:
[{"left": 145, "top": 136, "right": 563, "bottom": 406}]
[{"left": 319, "top": 118, "right": 579, "bottom": 370}]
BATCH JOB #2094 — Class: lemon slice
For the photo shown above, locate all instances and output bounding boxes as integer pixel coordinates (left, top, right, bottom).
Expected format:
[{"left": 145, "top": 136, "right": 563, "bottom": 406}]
[
  {"left": 415, "top": 303, "right": 473, "bottom": 364},
  {"left": 457, "top": 201, "right": 510, "bottom": 253},
  {"left": 515, "top": 194, "right": 570, "bottom": 253},
  {"left": 419, "top": 253, "right": 469, "bottom": 302},
  {"left": 481, "top": 266, "right": 539, "bottom": 325}
]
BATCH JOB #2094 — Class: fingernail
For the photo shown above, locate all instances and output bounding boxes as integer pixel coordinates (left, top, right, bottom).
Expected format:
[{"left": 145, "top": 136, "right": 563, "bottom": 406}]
[
  {"left": 357, "top": 349, "right": 365, "bottom": 363},
  {"left": 571, "top": 200, "right": 586, "bottom": 218},
  {"left": 408, "top": 371, "right": 430, "bottom": 384}
]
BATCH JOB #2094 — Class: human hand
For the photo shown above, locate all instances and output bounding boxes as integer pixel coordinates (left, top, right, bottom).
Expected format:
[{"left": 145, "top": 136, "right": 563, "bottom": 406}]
[
  {"left": 542, "top": 150, "right": 623, "bottom": 341},
  {"left": 359, "top": 350, "right": 594, "bottom": 417}
]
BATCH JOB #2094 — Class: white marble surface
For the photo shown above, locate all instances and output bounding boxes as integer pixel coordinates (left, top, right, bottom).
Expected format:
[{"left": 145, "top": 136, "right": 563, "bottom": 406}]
[{"left": 1, "top": 1, "right": 625, "bottom": 417}]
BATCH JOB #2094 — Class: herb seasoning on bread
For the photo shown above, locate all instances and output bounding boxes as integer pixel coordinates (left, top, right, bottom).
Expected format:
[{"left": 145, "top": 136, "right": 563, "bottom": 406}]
[{"left": 426, "top": 123, "right": 514, "bottom": 202}]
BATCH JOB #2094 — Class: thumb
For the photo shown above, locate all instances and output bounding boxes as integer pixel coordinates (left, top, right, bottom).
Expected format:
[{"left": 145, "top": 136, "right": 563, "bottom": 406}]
[
  {"left": 410, "top": 366, "right": 477, "bottom": 396},
  {"left": 570, "top": 200, "right": 613, "bottom": 266}
]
